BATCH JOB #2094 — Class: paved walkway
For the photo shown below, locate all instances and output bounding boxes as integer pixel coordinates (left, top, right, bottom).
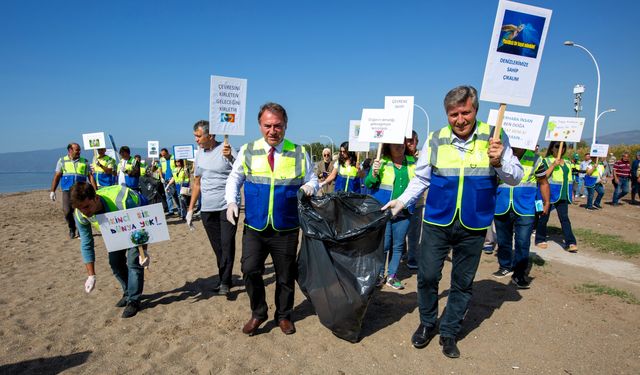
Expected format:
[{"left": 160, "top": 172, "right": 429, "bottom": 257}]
[{"left": 532, "top": 240, "right": 640, "bottom": 287}]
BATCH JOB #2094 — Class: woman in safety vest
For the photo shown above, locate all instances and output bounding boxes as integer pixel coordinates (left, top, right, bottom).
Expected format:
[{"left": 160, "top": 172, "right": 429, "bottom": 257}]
[
  {"left": 320, "top": 141, "right": 360, "bottom": 193},
  {"left": 535, "top": 141, "right": 578, "bottom": 252},
  {"left": 365, "top": 143, "right": 416, "bottom": 290},
  {"left": 584, "top": 155, "right": 606, "bottom": 210},
  {"left": 166, "top": 159, "right": 191, "bottom": 220}
]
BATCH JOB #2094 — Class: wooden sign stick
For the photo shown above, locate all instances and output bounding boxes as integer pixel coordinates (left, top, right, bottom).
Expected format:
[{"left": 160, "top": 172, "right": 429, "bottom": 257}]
[
  {"left": 557, "top": 141, "right": 564, "bottom": 162},
  {"left": 494, "top": 103, "right": 507, "bottom": 139},
  {"left": 376, "top": 143, "right": 383, "bottom": 161}
]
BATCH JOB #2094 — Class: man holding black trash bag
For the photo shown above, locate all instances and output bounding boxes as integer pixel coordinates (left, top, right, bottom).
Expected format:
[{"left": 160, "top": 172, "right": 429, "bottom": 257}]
[
  {"left": 225, "top": 102, "right": 318, "bottom": 336},
  {"left": 383, "top": 86, "right": 523, "bottom": 358}
]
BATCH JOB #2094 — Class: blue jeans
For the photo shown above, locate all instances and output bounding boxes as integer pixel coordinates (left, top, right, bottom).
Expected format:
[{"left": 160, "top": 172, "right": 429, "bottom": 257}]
[
  {"left": 108, "top": 247, "right": 145, "bottom": 303},
  {"left": 535, "top": 200, "right": 576, "bottom": 247},
  {"left": 380, "top": 216, "right": 411, "bottom": 277},
  {"left": 613, "top": 177, "right": 630, "bottom": 203},
  {"left": 577, "top": 176, "right": 585, "bottom": 197},
  {"left": 406, "top": 204, "right": 424, "bottom": 266},
  {"left": 586, "top": 183, "right": 604, "bottom": 208},
  {"left": 495, "top": 211, "right": 535, "bottom": 278},
  {"left": 164, "top": 183, "right": 180, "bottom": 213},
  {"left": 417, "top": 220, "right": 486, "bottom": 338}
]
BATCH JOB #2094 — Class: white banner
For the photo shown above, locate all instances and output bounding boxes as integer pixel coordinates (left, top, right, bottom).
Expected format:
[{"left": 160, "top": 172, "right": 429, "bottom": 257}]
[
  {"left": 209, "top": 75, "right": 247, "bottom": 136},
  {"left": 480, "top": 0, "right": 552, "bottom": 106},
  {"left": 173, "top": 144, "right": 195, "bottom": 160},
  {"left": 384, "top": 96, "right": 414, "bottom": 138},
  {"left": 82, "top": 132, "right": 106, "bottom": 150},
  {"left": 487, "top": 109, "right": 544, "bottom": 150},
  {"left": 590, "top": 143, "right": 609, "bottom": 158},
  {"left": 105, "top": 148, "right": 116, "bottom": 160},
  {"left": 147, "top": 141, "right": 159, "bottom": 159},
  {"left": 97, "top": 203, "right": 170, "bottom": 252},
  {"left": 544, "top": 116, "right": 585, "bottom": 142},
  {"left": 348, "top": 120, "right": 370, "bottom": 152},
  {"left": 358, "top": 109, "right": 408, "bottom": 144}
]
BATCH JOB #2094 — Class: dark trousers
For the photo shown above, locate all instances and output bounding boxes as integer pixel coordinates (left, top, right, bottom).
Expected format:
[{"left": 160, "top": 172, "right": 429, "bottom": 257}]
[
  {"left": 241, "top": 226, "right": 299, "bottom": 321},
  {"left": 535, "top": 199, "right": 576, "bottom": 246},
  {"left": 417, "top": 220, "right": 486, "bottom": 338},
  {"left": 201, "top": 210, "right": 237, "bottom": 287},
  {"left": 586, "top": 183, "right": 604, "bottom": 208},
  {"left": 62, "top": 191, "right": 76, "bottom": 233},
  {"left": 108, "top": 247, "right": 144, "bottom": 303},
  {"left": 495, "top": 211, "right": 535, "bottom": 278}
]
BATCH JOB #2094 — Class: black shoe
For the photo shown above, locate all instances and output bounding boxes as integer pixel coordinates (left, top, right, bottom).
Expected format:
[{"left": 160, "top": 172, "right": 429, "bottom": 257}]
[
  {"left": 439, "top": 336, "right": 460, "bottom": 358},
  {"left": 115, "top": 297, "right": 127, "bottom": 308},
  {"left": 511, "top": 275, "right": 531, "bottom": 289},
  {"left": 68, "top": 230, "right": 76, "bottom": 240},
  {"left": 217, "top": 284, "right": 230, "bottom": 296},
  {"left": 594, "top": 203, "right": 603, "bottom": 209},
  {"left": 122, "top": 301, "right": 140, "bottom": 318},
  {"left": 411, "top": 324, "right": 436, "bottom": 349},
  {"left": 586, "top": 206, "right": 597, "bottom": 210},
  {"left": 492, "top": 268, "right": 513, "bottom": 279}
]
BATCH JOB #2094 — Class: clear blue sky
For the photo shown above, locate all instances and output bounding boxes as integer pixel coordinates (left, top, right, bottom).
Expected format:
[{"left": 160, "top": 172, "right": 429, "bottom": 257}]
[{"left": 1, "top": 0, "right": 638, "bottom": 153}]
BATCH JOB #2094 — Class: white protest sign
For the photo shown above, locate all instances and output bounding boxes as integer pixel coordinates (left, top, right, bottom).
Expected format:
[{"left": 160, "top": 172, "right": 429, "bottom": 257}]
[
  {"left": 348, "top": 120, "right": 370, "bottom": 152},
  {"left": 544, "top": 116, "right": 585, "bottom": 142},
  {"left": 358, "top": 109, "right": 408, "bottom": 144},
  {"left": 209, "top": 75, "right": 248, "bottom": 136},
  {"left": 82, "top": 132, "right": 106, "bottom": 150},
  {"left": 480, "top": 0, "right": 552, "bottom": 107},
  {"left": 173, "top": 144, "right": 195, "bottom": 160},
  {"left": 148, "top": 141, "right": 160, "bottom": 159},
  {"left": 384, "top": 96, "right": 414, "bottom": 138},
  {"left": 105, "top": 148, "right": 116, "bottom": 160},
  {"left": 487, "top": 109, "right": 544, "bottom": 150},
  {"left": 97, "top": 203, "right": 170, "bottom": 252},
  {"left": 590, "top": 143, "right": 609, "bottom": 158}
]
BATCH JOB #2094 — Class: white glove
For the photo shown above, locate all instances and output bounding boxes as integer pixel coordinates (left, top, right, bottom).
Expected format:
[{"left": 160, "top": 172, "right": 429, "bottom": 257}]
[
  {"left": 185, "top": 210, "right": 194, "bottom": 230},
  {"left": 300, "top": 184, "right": 314, "bottom": 196},
  {"left": 49, "top": 191, "right": 56, "bottom": 201},
  {"left": 226, "top": 202, "right": 239, "bottom": 226},
  {"left": 372, "top": 160, "right": 381, "bottom": 176},
  {"left": 318, "top": 181, "right": 325, "bottom": 188},
  {"left": 85, "top": 275, "right": 96, "bottom": 293},
  {"left": 381, "top": 199, "right": 405, "bottom": 217},
  {"left": 139, "top": 249, "right": 150, "bottom": 268}
]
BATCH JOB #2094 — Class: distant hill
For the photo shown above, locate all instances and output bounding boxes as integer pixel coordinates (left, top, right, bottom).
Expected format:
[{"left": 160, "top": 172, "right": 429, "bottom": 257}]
[
  {"left": 583, "top": 130, "right": 640, "bottom": 146},
  {"left": 0, "top": 147, "right": 147, "bottom": 173}
]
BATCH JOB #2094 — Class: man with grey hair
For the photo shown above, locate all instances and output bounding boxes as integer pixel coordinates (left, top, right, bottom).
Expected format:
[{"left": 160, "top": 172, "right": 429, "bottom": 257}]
[
  {"left": 382, "top": 86, "right": 523, "bottom": 358},
  {"left": 187, "top": 120, "right": 238, "bottom": 296}
]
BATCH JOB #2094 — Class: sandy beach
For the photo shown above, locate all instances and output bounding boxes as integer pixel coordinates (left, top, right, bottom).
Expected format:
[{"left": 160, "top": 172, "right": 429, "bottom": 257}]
[{"left": 1, "top": 189, "right": 639, "bottom": 374}]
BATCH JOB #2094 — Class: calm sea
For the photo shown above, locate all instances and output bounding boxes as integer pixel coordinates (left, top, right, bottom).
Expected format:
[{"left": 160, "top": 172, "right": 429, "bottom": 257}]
[{"left": 0, "top": 172, "right": 52, "bottom": 194}]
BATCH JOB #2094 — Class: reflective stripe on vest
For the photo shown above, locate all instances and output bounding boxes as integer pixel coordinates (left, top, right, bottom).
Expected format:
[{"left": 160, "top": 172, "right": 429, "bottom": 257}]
[
  {"left": 545, "top": 156, "right": 573, "bottom": 203},
  {"left": 60, "top": 156, "right": 88, "bottom": 191},
  {"left": 242, "top": 138, "right": 306, "bottom": 231},
  {"left": 92, "top": 155, "right": 115, "bottom": 187},
  {"left": 371, "top": 155, "right": 416, "bottom": 212},
  {"left": 495, "top": 150, "right": 540, "bottom": 216},
  {"left": 74, "top": 185, "right": 140, "bottom": 226},
  {"left": 334, "top": 164, "right": 359, "bottom": 192},
  {"left": 424, "top": 122, "right": 497, "bottom": 230}
]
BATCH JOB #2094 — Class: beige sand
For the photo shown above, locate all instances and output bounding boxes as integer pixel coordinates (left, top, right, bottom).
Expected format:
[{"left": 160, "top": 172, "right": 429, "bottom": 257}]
[{"left": 0, "top": 190, "right": 639, "bottom": 374}]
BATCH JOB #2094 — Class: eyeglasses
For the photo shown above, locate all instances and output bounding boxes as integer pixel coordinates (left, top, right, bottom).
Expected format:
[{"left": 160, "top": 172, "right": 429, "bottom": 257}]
[{"left": 323, "top": 154, "right": 330, "bottom": 157}]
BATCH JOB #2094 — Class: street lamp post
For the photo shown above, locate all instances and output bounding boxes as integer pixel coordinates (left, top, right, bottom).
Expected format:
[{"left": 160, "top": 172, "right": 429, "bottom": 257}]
[
  {"left": 413, "top": 104, "right": 431, "bottom": 137},
  {"left": 564, "top": 41, "right": 601, "bottom": 146},
  {"left": 596, "top": 108, "right": 616, "bottom": 123},
  {"left": 319, "top": 135, "right": 334, "bottom": 156},
  {"left": 301, "top": 140, "right": 314, "bottom": 162}
]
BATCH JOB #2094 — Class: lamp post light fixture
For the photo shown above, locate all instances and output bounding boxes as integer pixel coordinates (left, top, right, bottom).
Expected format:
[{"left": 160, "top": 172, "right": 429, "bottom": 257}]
[
  {"left": 413, "top": 104, "right": 431, "bottom": 137},
  {"left": 319, "top": 135, "right": 334, "bottom": 157},
  {"left": 564, "top": 40, "right": 601, "bottom": 146}
]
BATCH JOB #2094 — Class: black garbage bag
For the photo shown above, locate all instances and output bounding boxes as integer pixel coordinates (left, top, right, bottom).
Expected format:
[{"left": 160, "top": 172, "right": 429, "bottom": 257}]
[
  {"left": 297, "top": 190, "right": 389, "bottom": 342},
  {"left": 139, "top": 175, "right": 164, "bottom": 205}
]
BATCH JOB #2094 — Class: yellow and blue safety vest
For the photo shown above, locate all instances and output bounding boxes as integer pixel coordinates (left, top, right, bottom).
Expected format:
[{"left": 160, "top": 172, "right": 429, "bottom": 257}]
[
  {"left": 370, "top": 155, "right": 416, "bottom": 212},
  {"left": 119, "top": 157, "right": 139, "bottom": 189},
  {"left": 424, "top": 122, "right": 497, "bottom": 230},
  {"left": 241, "top": 138, "right": 306, "bottom": 231},
  {"left": 334, "top": 163, "right": 360, "bottom": 193},
  {"left": 495, "top": 150, "right": 541, "bottom": 216},
  {"left": 584, "top": 162, "right": 605, "bottom": 188},
  {"left": 160, "top": 155, "right": 176, "bottom": 181},
  {"left": 174, "top": 167, "right": 190, "bottom": 187},
  {"left": 543, "top": 156, "right": 573, "bottom": 203},
  {"left": 74, "top": 185, "right": 143, "bottom": 226},
  {"left": 92, "top": 155, "right": 116, "bottom": 188},
  {"left": 60, "top": 156, "right": 89, "bottom": 191}
]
